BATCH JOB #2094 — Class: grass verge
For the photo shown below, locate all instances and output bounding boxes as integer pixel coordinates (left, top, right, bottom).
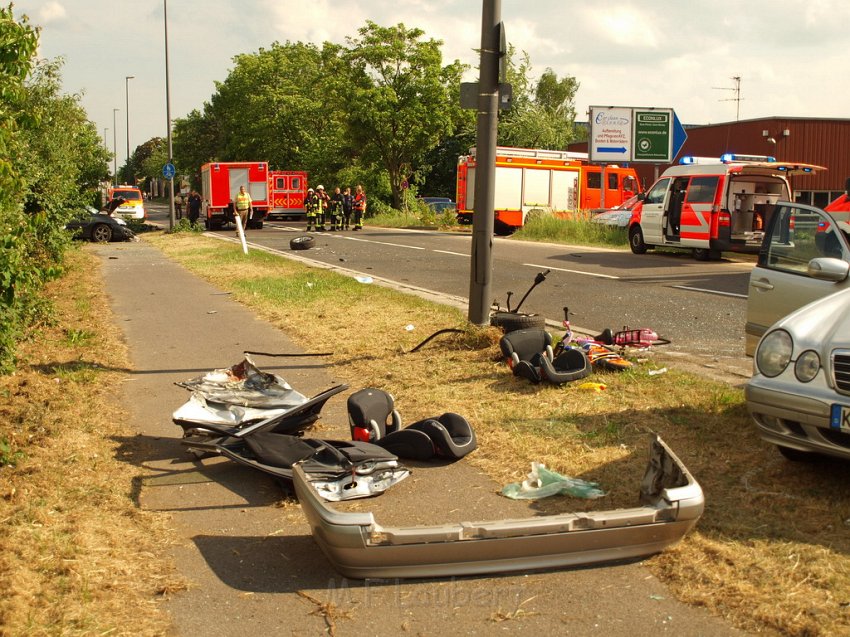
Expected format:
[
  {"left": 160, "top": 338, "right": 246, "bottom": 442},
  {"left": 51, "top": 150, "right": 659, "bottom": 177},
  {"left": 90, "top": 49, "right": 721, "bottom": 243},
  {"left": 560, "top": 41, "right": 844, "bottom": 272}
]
[
  {"left": 0, "top": 249, "right": 183, "bottom": 636},
  {"left": 514, "top": 212, "right": 629, "bottom": 247}
]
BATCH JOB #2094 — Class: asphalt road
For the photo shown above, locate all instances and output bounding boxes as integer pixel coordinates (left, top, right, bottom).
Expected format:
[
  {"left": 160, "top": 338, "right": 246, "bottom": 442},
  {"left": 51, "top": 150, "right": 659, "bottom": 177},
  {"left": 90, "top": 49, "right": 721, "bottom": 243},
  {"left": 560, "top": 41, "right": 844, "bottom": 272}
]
[{"left": 149, "top": 203, "right": 755, "bottom": 376}]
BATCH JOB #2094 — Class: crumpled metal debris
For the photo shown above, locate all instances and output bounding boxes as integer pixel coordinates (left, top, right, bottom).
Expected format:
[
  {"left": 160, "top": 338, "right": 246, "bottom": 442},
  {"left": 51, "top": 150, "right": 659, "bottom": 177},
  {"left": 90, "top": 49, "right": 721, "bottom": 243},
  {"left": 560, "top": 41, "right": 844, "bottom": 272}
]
[{"left": 175, "top": 355, "right": 308, "bottom": 409}]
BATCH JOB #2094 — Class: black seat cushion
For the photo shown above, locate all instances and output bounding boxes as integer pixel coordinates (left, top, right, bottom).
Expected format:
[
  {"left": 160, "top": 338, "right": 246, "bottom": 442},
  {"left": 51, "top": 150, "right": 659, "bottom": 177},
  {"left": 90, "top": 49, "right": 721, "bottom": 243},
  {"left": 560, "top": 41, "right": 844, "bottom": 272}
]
[
  {"left": 374, "top": 428, "right": 436, "bottom": 460},
  {"left": 539, "top": 348, "right": 591, "bottom": 385},
  {"left": 407, "top": 413, "right": 477, "bottom": 460}
]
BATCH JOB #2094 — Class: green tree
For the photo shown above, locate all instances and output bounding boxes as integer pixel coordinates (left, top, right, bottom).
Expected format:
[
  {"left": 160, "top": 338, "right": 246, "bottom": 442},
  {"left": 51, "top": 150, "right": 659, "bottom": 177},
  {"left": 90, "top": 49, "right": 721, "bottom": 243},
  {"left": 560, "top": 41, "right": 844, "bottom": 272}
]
[
  {"left": 0, "top": 5, "right": 110, "bottom": 372},
  {"left": 173, "top": 106, "right": 220, "bottom": 186},
  {"left": 498, "top": 48, "right": 579, "bottom": 150},
  {"left": 343, "top": 22, "right": 466, "bottom": 208}
]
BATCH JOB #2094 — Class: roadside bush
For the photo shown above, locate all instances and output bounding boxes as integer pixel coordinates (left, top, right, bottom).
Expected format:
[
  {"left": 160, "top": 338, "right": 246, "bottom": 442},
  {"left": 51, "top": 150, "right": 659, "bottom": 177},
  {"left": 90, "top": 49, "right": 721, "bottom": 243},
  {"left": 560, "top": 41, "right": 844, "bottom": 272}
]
[
  {"left": 0, "top": 7, "right": 109, "bottom": 372},
  {"left": 168, "top": 218, "right": 205, "bottom": 234}
]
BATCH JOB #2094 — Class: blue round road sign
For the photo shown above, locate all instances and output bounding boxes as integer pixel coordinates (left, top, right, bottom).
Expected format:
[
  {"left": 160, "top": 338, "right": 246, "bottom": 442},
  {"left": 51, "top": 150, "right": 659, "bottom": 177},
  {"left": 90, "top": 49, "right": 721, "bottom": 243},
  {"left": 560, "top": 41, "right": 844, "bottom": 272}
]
[{"left": 162, "top": 163, "right": 176, "bottom": 179}]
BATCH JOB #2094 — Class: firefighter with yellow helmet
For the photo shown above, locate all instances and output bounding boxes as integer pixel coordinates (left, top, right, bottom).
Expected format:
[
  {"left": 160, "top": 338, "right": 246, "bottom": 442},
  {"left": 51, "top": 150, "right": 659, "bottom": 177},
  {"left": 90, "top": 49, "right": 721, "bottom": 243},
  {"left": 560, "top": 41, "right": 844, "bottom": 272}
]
[{"left": 304, "top": 187, "right": 319, "bottom": 231}]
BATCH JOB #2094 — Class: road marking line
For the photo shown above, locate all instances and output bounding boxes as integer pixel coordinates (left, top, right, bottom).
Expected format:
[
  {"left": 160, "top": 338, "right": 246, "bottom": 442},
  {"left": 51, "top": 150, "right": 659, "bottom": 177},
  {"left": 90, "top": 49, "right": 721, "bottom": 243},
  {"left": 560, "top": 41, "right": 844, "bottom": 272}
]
[
  {"left": 671, "top": 285, "right": 747, "bottom": 299},
  {"left": 340, "top": 237, "right": 425, "bottom": 250},
  {"left": 524, "top": 263, "right": 620, "bottom": 280},
  {"left": 433, "top": 249, "right": 467, "bottom": 256}
]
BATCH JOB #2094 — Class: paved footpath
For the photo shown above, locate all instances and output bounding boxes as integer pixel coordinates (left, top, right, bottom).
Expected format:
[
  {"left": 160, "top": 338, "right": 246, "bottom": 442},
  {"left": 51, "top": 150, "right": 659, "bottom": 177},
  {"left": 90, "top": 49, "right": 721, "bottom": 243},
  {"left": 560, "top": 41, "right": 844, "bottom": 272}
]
[{"left": 97, "top": 240, "right": 741, "bottom": 636}]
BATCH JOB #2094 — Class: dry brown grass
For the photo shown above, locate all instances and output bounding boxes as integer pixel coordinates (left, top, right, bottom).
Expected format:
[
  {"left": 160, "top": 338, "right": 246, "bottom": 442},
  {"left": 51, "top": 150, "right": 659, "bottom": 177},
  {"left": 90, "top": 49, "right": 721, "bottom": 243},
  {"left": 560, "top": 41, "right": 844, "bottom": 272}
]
[
  {"left": 0, "top": 249, "right": 183, "bottom": 636},
  {"left": 131, "top": 234, "right": 850, "bottom": 634}
]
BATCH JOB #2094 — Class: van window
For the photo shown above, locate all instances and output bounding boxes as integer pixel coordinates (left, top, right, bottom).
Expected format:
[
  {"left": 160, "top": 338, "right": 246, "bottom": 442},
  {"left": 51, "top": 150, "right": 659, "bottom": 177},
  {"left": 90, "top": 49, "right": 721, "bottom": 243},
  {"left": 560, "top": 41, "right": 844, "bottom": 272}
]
[
  {"left": 607, "top": 173, "right": 618, "bottom": 190},
  {"left": 275, "top": 177, "right": 285, "bottom": 189},
  {"left": 586, "top": 172, "right": 601, "bottom": 190},
  {"left": 685, "top": 177, "right": 719, "bottom": 203},
  {"left": 644, "top": 178, "right": 671, "bottom": 205}
]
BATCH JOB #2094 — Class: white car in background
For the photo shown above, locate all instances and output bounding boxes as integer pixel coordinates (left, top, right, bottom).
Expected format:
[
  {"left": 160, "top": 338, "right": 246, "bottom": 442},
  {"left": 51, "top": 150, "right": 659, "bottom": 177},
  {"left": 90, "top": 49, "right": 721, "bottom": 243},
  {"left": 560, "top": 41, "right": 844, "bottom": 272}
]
[{"left": 591, "top": 195, "right": 639, "bottom": 228}]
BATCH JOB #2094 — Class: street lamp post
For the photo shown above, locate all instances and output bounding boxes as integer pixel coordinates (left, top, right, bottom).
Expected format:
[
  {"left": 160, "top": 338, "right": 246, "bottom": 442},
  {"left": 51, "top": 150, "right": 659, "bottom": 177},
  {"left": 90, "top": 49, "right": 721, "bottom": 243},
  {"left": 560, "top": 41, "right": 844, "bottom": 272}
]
[
  {"left": 125, "top": 75, "right": 135, "bottom": 183},
  {"left": 163, "top": 0, "right": 175, "bottom": 229},
  {"left": 112, "top": 108, "right": 119, "bottom": 186}
]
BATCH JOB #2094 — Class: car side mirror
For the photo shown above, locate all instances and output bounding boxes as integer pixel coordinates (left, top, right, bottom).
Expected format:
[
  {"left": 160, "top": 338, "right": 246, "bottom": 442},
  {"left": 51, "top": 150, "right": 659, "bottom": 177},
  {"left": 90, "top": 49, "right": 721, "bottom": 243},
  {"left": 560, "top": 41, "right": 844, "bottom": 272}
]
[
  {"left": 637, "top": 192, "right": 646, "bottom": 202},
  {"left": 807, "top": 257, "right": 850, "bottom": 282}
]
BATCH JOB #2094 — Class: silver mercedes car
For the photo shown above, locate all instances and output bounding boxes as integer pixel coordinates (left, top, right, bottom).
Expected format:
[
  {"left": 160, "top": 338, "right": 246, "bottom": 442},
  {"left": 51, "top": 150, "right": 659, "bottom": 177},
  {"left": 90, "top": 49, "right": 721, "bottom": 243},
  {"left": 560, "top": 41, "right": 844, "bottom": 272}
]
[{"left": 746, "top": 286, "right": 850, "bottom": 461}]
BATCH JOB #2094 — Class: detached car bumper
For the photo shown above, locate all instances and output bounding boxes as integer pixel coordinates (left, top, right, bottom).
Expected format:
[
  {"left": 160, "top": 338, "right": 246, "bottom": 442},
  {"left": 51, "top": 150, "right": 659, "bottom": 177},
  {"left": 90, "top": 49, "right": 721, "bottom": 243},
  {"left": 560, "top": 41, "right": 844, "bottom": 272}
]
[
  {"left": 746, "top": 377, "right": 850, "bottom": 459},
  {"left": 294, "top": 434, "right": 703, "bottom": 579}
]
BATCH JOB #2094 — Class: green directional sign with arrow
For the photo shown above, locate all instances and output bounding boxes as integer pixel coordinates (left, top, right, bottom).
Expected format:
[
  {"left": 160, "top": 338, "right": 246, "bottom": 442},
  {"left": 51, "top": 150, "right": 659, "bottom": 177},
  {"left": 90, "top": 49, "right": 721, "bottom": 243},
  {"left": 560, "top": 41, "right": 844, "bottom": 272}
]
[{"left": 633, "top": 110, "right": 671, "bottom": 161}]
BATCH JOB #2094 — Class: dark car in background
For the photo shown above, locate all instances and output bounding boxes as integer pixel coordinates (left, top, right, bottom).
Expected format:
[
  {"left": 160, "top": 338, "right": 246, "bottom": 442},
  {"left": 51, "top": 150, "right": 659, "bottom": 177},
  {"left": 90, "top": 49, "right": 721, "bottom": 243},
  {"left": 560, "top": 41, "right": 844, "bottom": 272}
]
[
  {"left": 65, "top": 206, "right": 136, "bottom": 243},
  {"left": 418, "top": 196, "right": 456, "bottom": 214}
]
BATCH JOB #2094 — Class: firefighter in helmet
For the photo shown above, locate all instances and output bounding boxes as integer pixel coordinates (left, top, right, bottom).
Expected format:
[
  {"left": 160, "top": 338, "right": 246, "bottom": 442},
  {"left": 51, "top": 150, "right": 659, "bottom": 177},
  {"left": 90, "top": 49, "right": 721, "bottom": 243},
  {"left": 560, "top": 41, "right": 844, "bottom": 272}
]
[
  {"left": 329, "top": 186, "right": 344, "bottom": 231},
  {"left": 352, "top": 184, "right": 366, "bottom": 230},
  {"left": 315, "top": 184, "right": 329, "bottom": 231},
  {"left": 304, "top": 187, "right": 319, "bottom": 231}
]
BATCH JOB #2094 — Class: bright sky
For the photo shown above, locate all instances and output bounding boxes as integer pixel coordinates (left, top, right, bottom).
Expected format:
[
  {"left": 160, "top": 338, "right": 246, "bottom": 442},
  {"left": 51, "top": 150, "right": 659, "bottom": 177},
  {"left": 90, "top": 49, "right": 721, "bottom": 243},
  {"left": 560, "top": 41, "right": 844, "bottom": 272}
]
[{"left": 14, "top": 0, "right": 850, "bottom": 166}]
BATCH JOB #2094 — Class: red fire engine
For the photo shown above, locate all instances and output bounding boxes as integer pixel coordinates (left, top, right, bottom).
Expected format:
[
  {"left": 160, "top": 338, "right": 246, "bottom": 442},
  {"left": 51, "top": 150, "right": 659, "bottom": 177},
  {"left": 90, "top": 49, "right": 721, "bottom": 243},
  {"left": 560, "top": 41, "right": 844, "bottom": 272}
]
[
  {"left": 200, "top": 161, "right": 270, "bottom": 230},
  {"left": 267, "top": 170, "right": 308, "bottom": 220},
  {"left": 456, "top": 146, "right": 641, "bottom": 234}
]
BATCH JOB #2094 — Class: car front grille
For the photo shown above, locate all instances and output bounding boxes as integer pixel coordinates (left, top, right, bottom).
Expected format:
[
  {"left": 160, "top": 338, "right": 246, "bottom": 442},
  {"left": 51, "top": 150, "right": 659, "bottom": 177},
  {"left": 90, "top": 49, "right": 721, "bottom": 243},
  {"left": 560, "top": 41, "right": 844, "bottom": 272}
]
[{"left": 833, "top": 349, "right": 850, "bottom": 394}]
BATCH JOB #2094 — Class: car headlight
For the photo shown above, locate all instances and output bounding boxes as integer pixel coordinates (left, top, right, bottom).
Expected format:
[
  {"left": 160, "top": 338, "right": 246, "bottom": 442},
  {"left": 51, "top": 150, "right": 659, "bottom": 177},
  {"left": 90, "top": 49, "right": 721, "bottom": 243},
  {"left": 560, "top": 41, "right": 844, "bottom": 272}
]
[
  {"left": 756, "top": 329, "right": 793, "bottom": 377},
  {"left": 794, "top": 350, "right": 820, "bottom": 382},
  {"left": 116, "top": 218, "right": 127, "bottom": 226}
]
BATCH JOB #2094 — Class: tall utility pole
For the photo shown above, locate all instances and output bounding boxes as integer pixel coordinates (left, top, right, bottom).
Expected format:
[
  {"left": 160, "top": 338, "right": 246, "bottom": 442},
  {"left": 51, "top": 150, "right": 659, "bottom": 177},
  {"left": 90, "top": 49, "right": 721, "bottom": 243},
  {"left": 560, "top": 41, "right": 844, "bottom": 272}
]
[
  {"left": 713, "top": 75, "right": 742, "bottom": 121},
  {"left": 112, "top": 108, "right": 119, "bottom": 186},
  {"left": 125, "top": 75, "right": 135, "bottom": 182},
  {"left": 468, "top": 0, "right": 501, "bottom": 325},
  {"left": 163, "top": 0, "right": 175, "bottom": 229}
]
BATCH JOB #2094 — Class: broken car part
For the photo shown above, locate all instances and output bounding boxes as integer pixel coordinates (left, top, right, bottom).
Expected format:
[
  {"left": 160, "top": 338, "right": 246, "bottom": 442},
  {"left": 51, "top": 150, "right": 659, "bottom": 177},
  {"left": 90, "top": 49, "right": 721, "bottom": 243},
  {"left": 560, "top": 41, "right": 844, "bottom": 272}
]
[{"left": 294, "top": 434, "right": 703, "bottom": 579}]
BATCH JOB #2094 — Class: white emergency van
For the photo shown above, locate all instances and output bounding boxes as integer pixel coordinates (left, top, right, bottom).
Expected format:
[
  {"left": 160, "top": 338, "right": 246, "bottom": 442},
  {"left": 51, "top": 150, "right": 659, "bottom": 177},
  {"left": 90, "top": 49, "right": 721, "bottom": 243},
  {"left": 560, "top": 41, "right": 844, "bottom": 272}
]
[{"left": 628, "top": 154, "right": 823, "bottom": 260}]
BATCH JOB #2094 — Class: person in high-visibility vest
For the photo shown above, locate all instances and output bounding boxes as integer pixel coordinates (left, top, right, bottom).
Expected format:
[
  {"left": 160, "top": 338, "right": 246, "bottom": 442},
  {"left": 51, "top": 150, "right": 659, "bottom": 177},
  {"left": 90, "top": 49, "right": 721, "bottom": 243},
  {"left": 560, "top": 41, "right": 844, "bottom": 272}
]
[
  {"left": 234, "top": 185, "right": 252, "bottom": 231},
  {"left": 315, "top": 185, "right": 329, "bottom": 231},
  {"left": 352, "top": 184, "right": 366, "bottom": 230},
  {"left": 304, "top": 188, "right": 319, "bottom": 231}
]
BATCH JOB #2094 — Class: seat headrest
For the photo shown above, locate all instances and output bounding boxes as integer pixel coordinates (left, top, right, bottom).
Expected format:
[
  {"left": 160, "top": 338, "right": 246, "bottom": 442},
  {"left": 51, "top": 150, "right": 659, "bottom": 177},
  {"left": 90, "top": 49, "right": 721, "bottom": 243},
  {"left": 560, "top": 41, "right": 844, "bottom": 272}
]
[{"left": 347, "top": 388, "right": 399, "bottom": 440}]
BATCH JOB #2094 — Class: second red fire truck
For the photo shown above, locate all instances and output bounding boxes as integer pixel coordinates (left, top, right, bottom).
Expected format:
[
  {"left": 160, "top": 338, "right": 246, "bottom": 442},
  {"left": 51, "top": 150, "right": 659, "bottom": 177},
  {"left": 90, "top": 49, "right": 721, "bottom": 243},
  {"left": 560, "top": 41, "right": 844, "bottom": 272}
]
[{"left": 456, "top": 146, "right": 641, "bottom": 234}]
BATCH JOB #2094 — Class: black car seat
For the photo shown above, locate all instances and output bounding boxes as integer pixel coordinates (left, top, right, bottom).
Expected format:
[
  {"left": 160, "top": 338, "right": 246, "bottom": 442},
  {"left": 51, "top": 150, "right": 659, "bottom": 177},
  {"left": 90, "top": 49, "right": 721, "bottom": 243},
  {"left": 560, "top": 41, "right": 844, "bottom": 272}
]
[{"left": 347, "top": 389, "right": 477, "bottom": 461}]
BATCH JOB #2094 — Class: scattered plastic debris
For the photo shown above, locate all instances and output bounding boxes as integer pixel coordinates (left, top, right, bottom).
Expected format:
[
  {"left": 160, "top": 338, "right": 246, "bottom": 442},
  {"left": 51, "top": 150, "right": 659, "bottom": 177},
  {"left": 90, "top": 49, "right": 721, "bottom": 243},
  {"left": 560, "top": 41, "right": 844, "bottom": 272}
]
[
  {"left": 648, "top": 367, "right": 668, "bottom": 376},
  {"left": 404, "top": 324, "right": 415, "bottom": 331},
  {"left": 207, "top": 310, "right": 217, "bottom": 314},
  {"left": 577, "top": 382, "right": 606, "bottom": 392},
  {"left": 502, "top": 462, "right": 605, "bottom": 500},
  {"left": 355, "top": 276, "right": 373, "bottom": 284}
]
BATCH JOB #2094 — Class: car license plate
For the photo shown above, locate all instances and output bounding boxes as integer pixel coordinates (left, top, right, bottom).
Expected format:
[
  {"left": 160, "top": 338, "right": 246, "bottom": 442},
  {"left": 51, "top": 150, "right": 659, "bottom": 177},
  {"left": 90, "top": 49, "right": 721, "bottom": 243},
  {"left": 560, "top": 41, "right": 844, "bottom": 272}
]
[{"left": 830, "top": 404, "right": 850, "bottom": 432}]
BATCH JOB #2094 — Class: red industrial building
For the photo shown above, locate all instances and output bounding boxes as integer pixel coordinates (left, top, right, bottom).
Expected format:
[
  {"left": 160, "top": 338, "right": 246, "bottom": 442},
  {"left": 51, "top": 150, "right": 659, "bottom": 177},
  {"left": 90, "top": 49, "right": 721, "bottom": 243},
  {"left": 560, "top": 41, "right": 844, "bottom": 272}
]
[{"left": 571, "top": 116, "right": 850, "bottom": 207}]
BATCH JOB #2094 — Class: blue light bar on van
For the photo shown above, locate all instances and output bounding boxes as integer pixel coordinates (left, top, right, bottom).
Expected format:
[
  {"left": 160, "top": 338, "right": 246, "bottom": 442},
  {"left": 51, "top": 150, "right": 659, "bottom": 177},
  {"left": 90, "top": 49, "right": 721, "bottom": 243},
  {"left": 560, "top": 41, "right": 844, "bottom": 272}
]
[
  {"left": 719, "top": 153, "right": 776, "bottom": 163},
  {"left": 678, "top": 156, "right": 718, "bottom": 165}
]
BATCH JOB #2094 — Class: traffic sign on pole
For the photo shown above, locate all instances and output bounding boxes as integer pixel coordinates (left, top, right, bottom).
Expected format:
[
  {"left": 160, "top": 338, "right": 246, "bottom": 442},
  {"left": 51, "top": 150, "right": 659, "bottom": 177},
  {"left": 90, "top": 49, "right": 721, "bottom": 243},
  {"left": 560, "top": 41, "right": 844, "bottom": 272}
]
[
  {"left": 162, "top": 162, "right": 176, "bottom": 180},
  {"left": 589, "top": 106, "right": 686, "bottom": 164}
]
